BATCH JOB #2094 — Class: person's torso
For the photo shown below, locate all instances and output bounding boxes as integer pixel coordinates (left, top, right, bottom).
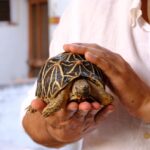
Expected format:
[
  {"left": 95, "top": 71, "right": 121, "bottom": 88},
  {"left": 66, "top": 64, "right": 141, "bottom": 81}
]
[{"left": 50, "top": 0, "right": 150, "bottom": 149}]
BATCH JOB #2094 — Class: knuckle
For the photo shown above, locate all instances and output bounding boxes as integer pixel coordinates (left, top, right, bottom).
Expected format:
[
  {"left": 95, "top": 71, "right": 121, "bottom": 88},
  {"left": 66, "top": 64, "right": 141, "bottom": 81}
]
[
  {"left": 114, "top": 53, "right": 126, "bottom": 66},
  {"left": 92, "top": 43, "right": 98, "bottom": 47},
  {"left": 93, "top": 56, "right": 101, "bottom": 64}
]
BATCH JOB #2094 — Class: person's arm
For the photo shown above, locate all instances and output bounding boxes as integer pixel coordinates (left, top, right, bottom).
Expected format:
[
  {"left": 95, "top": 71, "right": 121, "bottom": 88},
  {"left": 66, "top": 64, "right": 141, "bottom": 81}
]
[
  {"left": 137, "top": 97, "right": 150, "bottom": 123},
  {"left": 64, "top": 43, "right": 150, "bottom": 123},
  {"left": 22, "top": 99, "right": 114, "bottom": 148}
]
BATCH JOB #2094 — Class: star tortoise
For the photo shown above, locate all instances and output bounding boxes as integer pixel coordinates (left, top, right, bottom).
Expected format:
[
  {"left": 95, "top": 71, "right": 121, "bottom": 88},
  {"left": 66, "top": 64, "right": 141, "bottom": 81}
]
[{"left": 29, "top": 52, "right": 113, "bottom": 117}]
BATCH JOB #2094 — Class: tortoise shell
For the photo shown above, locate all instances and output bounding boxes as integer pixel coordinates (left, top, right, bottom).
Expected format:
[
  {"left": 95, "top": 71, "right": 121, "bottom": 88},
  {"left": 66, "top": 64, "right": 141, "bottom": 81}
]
[{"left": 36, "top": 52, "right": 106, "bottom": 100}]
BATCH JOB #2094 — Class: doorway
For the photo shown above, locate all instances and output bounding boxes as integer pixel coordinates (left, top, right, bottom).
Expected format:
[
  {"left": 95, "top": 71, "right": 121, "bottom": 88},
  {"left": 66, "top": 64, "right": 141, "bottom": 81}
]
[{"left": 28, "top": 0, "right": 49, "bottom": 77}]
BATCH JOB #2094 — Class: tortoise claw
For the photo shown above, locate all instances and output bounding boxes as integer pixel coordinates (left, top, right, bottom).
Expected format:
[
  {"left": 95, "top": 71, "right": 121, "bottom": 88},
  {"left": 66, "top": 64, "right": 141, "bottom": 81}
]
[{"left": 26, "top": 105, "right": 37, "bottom": 113}]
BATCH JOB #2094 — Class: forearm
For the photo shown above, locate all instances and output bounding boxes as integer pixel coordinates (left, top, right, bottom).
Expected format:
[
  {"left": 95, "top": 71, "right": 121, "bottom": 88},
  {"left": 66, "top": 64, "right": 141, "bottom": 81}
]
[
  {"left": 22, "top": 111, "right": 66, "bottom": 148},
  {"left": 127, "top": 81, "right": 150, "bottom": 123},
  {"left": 123, "top": 83, "right": 150, "bottom": 123}
]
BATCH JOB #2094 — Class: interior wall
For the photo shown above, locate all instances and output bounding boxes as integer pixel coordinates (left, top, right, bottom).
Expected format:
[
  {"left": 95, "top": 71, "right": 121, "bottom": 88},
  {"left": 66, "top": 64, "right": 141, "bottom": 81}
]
[
  {"left": 0, "top": 0, "right": 71, "bottom": 84},
  {"left": 0, "top": 0, "right": 29, "bottom": 84},
  {"left": 48, "top": 0, "right": 70, "bottom": 40}
]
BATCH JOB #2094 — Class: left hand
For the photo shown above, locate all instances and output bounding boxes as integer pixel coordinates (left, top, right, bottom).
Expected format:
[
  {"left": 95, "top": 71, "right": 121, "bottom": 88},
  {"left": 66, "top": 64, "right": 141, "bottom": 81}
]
[
  {"left": 63, "top": 43, "right": 150, "bottom": 122},
  {"left": 30, "top": 98, "right": 114, "bottom": 143}
]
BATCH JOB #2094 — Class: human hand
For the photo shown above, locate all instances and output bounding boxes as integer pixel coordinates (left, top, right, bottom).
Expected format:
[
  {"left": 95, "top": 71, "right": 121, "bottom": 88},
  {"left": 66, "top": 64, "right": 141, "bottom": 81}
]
[
  {"left": 31, "top": 98, "right": 114, "bottom": 143},
  {"left": 63, "top": 43, "right": 150, "bottom": 122}
]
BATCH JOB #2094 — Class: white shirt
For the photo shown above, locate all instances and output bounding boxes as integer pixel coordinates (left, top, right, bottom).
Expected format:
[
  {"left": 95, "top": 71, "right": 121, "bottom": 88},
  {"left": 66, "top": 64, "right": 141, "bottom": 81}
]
[{"left": 22, "top": 0, "right": 150, "bottom": 149}]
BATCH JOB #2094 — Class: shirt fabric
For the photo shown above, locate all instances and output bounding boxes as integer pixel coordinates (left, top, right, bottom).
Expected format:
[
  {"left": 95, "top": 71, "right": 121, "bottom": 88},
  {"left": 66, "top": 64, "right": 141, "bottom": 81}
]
[{"left": 22, "top": 0, "right": 150, "bottom": 149}]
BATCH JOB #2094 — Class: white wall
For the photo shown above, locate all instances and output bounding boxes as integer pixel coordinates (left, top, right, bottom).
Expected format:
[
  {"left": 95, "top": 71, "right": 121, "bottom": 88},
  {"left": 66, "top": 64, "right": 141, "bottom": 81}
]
[
  {"left": 0, "top": 0, "right": 70, "bottom": 84},
  {"left": 0, "top": 0, "right": 28, "bottom": 84},
  {"left": 48, "top": 0, "right": 71, "bottom": 39}
]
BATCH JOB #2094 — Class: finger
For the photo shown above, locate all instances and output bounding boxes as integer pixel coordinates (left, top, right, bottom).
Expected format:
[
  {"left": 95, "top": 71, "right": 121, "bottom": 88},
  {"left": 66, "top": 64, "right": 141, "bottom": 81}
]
[
  {"left": 31, "top": 98, "right": 47, "bottom": 112},
  {"left": 50, "top": 102, "right": 78, "bottom": 121},
  {"left": 65, "top": 102, "right": 92, "bottom": 121},
  {"left": 85, "top": 51, "right": 113, "bottom": 76},
  {"left": 75, "top": 102, "right": 102, "bottom": 121},
  {"left": 74, "top": 110, "right": 89, "bottom": 122},
  {"left": 85, "top": 51, "right": 106, "bottom": 69},
  {"left": 91, "top": 101, "right": 102, "bottom": 110},
  {"left": 95, "top": 104, "right": 115, "bottom": 124},
  {"left": 63, "top": 43, "right": 102, "bottom": 52},
  {"left": 69, "top": 43, "right": 101, "bottom": 49},
  {"left": 64, "top": 43, "right": 108, "bottom": 55},
  {"left": 89, "top": 102, "right": 104, "bottom": 116},
  {"left": 63, "top": 43, "right": 89, "bottom": 54},
  {"left": 66, "top": 102, "right": 78, "bottom": 118},
  {"left": 46, "top": 102, "right": 78, "bottom": 124},
  {"left": 46, "top": 108, "right": 67, "bottom": 125},
  {"left": 67, "top": 101, "right": 78, "bottom": 111},
  {"left": 84, "top": 103, "right": 103, "bottom": 122},
  {"left": 64, "top": 44, "right": 111, "bottom": 72},
  {"left": 81, "top": 105, "right": 103, "bottom": 134},
  {"left": 78, "top": 101, "right": 92, "bottom": 111},
  {"left": 72, "top": 102, "right": 92, "bottom": 121}
]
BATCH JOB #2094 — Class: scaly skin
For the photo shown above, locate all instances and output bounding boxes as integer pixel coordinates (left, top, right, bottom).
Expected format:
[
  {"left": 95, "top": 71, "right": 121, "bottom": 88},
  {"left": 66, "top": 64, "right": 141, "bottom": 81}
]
[
  {"left": 42, "top": 79, "right": 113, "bottom": 117},
  {"left": 42, "top": 85, "right": 71, "bottom": 117}
]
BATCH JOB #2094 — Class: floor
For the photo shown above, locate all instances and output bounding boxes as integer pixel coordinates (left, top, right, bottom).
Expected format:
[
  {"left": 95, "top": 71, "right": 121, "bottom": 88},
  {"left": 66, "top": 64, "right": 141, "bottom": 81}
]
[{"left": 0, "top": 83, "right": 50, "bottom": 150}]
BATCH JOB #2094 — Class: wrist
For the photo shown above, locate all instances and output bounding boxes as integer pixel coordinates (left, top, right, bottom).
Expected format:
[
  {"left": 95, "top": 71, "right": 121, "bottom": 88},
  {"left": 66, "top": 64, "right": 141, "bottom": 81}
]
[{"left": 136, "top": 96, "right": 150, "bottom": 123}]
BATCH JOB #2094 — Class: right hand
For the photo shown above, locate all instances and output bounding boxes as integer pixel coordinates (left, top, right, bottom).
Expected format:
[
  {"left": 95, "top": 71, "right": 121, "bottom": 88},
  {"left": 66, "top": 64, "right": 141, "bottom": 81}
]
[{"left": 31, "top": 98, "right": 115, "bottom": 143}]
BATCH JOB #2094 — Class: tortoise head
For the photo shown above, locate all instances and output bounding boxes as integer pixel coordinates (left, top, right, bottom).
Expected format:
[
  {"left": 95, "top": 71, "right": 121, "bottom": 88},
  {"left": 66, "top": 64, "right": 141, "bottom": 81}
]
[{"left": 71, "top": 79, "right": 91, "bottom": 99}]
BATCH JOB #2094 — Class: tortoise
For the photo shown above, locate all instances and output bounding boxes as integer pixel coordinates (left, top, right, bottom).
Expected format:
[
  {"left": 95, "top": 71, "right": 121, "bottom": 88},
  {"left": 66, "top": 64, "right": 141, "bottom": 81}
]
[{"left": 28, "top": 52, "right": 113, "bottom": 117}]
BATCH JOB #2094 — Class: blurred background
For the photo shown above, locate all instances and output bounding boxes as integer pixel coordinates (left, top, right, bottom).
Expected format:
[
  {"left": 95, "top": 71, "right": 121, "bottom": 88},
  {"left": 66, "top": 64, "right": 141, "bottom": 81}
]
[{"left": 0, "top": 0, "right": 70, "bottom": 149}]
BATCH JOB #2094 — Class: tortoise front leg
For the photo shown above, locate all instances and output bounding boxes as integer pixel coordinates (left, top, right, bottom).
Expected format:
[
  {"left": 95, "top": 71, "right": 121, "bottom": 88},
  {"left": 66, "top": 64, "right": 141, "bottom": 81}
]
[
  {"left": 88, "top": 80, "right": 113, "bottom": 106},
  {"left": 42, "top": 89, "right": 69, "bottom": 117}
]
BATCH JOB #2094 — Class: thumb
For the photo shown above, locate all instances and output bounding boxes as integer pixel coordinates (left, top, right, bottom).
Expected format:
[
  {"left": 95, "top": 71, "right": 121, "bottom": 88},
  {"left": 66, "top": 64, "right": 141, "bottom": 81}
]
[
  {"left": 31, "top": 98, "right": 47, "bottom": 112},
  {"left": 95, "top": 104, "right": 115, "bottom": 124}
]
